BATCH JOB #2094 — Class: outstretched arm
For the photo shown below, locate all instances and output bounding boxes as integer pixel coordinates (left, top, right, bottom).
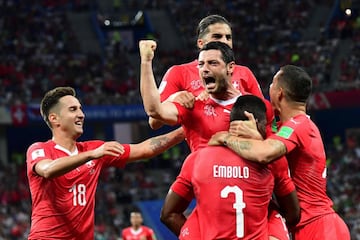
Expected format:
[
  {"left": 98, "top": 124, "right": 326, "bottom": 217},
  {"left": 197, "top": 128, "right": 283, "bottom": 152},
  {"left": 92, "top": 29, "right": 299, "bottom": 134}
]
[
  {"left": 139, "top": 40, "right": 179, "bottom": 126},
  {"left": 127, "top": 127, "right": 185, "bottom": 163}
]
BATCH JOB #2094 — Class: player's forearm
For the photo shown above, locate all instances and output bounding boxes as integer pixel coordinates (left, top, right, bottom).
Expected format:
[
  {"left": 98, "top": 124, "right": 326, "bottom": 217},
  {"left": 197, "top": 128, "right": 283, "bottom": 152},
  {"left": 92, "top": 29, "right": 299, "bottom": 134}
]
[
  {"left": 277, "top": 191, "right": 300, "bottom": 229},
  {"left": 128, "top": 128, "right": 185, "bottom": 162},
  {"left": 140, "top": 62, "right": 163, "bottom": 119},
  {"left": 224, "top": 135, "right": 285, "bottom": 164},
  {"left": 160, "top": 213, "right": 187, "bottom": 236},
  {"left": 36, "top": 152, "right": 93, "bottom": 178}
]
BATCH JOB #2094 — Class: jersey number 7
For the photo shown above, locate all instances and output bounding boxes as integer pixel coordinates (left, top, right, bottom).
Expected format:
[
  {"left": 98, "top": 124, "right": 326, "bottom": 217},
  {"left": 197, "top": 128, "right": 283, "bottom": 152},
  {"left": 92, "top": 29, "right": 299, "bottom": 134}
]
[{"left": 221, "top": 186, "right": 246, "bottom": 238}]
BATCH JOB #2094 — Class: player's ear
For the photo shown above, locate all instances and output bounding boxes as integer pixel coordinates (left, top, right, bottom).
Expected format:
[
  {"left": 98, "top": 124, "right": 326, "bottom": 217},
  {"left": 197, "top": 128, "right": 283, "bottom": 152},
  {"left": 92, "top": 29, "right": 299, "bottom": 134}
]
[
  {"left": 197, "top": 38, "right": 205, "bottom": 49},
  {"left": 227, "top": 61, "right": 235, "bottom": 76},
  {"left": 278, "top": 87, "right": 285, "bottom": 101},
  {"left": 48, "top": 113, "right": 59, "bottom": 126}
]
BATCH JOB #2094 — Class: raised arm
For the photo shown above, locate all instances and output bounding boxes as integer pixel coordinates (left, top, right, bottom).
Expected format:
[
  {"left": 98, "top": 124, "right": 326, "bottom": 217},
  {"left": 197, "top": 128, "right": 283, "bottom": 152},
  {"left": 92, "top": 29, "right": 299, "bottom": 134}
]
[
  {"left": 139, "top": 40, "right": 179, "bottom": 126},
  {"left": 149, "top": 91, "right": 195, "bottom": 130}
]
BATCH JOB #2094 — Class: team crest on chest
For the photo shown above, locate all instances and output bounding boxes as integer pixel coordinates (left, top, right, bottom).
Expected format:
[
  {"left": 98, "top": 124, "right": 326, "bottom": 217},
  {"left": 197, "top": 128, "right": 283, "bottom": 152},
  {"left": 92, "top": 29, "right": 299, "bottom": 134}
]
[
  {"left": 86, "top": 160, "right": 95, "bottom": 168},
  {"left": 86, "top": 160, "right": 96, "bottom": 175},
  {"left": 191, "top": 79, "right": 202, "bottom": 90},
  {"left": 232, "top": 80, "right": 240, "bottom": 90},
  {"left": 181, "top": 227, "right": 190, "bottom": 237},
  {"left": 204, "top": 104, "right": 217, "bottom": 116}
]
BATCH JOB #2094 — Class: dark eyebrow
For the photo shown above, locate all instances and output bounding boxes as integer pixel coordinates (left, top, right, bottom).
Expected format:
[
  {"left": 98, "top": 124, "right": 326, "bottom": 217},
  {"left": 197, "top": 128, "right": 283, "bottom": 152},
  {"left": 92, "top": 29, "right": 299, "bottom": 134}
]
[
  {"left": 212, "top": 33, "right": 224, "bottom": 37},
  {"left": 212, "top": 33, "right": 232, "bottom": 38},
  {"left": 208, "top": 59, "right": 220, "bottom": 64}
]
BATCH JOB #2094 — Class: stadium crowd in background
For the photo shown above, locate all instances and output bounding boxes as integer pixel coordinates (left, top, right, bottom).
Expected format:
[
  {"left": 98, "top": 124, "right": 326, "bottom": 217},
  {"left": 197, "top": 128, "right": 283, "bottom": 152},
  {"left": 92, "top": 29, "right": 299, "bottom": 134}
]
[{"left": 0, "top": 0, "right": 139, "bottom": 106}]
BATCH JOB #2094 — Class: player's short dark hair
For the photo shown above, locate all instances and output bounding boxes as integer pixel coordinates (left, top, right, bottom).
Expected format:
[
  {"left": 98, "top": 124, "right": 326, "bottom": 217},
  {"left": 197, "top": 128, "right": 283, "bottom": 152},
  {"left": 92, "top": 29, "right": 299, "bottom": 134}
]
[
  {"left": 40, "top": 86, "right": 76, "bottom": 128},
  {"left": 230, "top": 95, "right": 267, "bottom": 139},
  {"left": 128, "top": 205, "right": 142, "bottom": 214},
  {"left": 277, "top": 65, "right": 312, "bottom": 103},
  {"left": 197, "top": 14, "right": 231, "bottom": 39},
  {"left": 200, "top": 41, "right": 235, "bottom": 64}
]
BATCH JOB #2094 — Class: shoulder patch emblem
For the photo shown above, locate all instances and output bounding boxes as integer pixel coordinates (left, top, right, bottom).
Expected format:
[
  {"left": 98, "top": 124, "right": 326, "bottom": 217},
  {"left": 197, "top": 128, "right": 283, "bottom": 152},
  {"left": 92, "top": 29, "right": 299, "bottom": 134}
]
[
  {"left": 31, "top": 149, "right": 45, "bottom": 160},
  {"left": 276, "top": 126, "right": 294, "bottom": 139}
]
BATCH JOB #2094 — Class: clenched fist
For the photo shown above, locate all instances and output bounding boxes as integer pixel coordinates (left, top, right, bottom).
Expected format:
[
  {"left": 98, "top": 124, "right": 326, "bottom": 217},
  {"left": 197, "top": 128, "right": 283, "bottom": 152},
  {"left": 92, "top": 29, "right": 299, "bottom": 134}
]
[{"left": 139, "top": 40, "right": 157, "bottom": 63}]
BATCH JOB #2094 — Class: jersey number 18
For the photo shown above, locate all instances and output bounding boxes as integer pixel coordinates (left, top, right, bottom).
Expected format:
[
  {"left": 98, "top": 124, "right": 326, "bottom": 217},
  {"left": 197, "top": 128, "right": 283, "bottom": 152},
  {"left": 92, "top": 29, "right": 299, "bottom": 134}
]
[{"left": 69, "top": 184, "right": 87, "bottom": 206}]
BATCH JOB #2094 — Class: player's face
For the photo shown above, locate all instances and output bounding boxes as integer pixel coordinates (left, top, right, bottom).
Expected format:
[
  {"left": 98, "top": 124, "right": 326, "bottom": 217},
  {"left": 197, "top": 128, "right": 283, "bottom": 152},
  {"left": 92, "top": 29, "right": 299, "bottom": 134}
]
[
  {"left": 269, "top": 70, "right": 282, "bottom": 115},
  {"left": 198, "top": 23, "right": 233, "bottom": 49},
  {"left": 130, "top": 213, "right": 143, "bottom": 227},
  {"left": 198, "top": 49, "right": 232, "bottom": 94},
  {"left": 56, "top": 95, "right": 85, "bottom": 138}
]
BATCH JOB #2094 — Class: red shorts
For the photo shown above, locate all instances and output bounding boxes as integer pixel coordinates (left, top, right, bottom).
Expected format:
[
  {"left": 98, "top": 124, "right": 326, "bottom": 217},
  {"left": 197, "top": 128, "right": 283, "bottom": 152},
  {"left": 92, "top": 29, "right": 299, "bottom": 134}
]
[
  {"left": 268, "top": 207, "right": 290, "bottom": 240},
  {"left": 293, "top": 213, "right": 350, "bottom": 240}
]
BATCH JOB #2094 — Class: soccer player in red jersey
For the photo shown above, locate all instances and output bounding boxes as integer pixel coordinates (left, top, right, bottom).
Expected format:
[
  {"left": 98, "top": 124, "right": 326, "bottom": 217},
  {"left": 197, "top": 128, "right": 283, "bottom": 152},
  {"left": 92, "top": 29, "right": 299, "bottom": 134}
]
[
  {"left": 159, "top": 14, "right": 262, "bottom": 101},
  {"left": 160, "top": 95, "right": 298, "bottom": 239},
  {"left": 153, "top": 14, "right": 274, "bottom": 133},
  {"left": 122, "top": 209, "right": 157, "bottom": 240},
  {"left": 209, "top": 65, "right": 351, "bottom": 239},
  {"left": 26, "top": 87, "right": 184, "bottom": 240}
]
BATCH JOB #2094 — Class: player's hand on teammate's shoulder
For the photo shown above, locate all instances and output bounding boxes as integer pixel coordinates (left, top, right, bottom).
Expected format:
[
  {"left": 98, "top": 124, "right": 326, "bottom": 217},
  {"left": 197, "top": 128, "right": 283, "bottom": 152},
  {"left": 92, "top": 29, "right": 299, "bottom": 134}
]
[
  {"left": 91, "top": 141, "right": 125, "bottom": 159},
  {"left": 229, "top": 111, "right": 263, "bottom": 140},
  {"left": 208, "top": 131, "right": 229, "bottom": 146},
  {"left": 195, "top": 90, "right": 209, "bottom": 101},
  {"left": 139, "top": 40, "right": 157, "bottom": 62},
  {"left": 166, "top": 91, "right": 195, "bottom": 109}
]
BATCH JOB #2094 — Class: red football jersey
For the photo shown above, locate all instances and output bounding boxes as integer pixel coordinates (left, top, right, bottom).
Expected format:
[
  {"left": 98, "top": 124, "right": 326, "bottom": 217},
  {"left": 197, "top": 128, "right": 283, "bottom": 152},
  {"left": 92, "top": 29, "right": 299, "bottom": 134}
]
[
  {"left": 172, "top": 146, "right": 274, "bottom": 239},
  {"left": 122, "top": 226, "right": 156, "bottom": 240},
  {"left": 269, "top": 114, "right": 335, "bottom": 228},
  {"left": 27, "top": 140, "right": 130, "bottom": 240},
  {"left": 178, "top": 208, "right": 201, "bottom": 240},
  {"left": 174, "top": 96, "right": 238, "bottom": 152}
]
